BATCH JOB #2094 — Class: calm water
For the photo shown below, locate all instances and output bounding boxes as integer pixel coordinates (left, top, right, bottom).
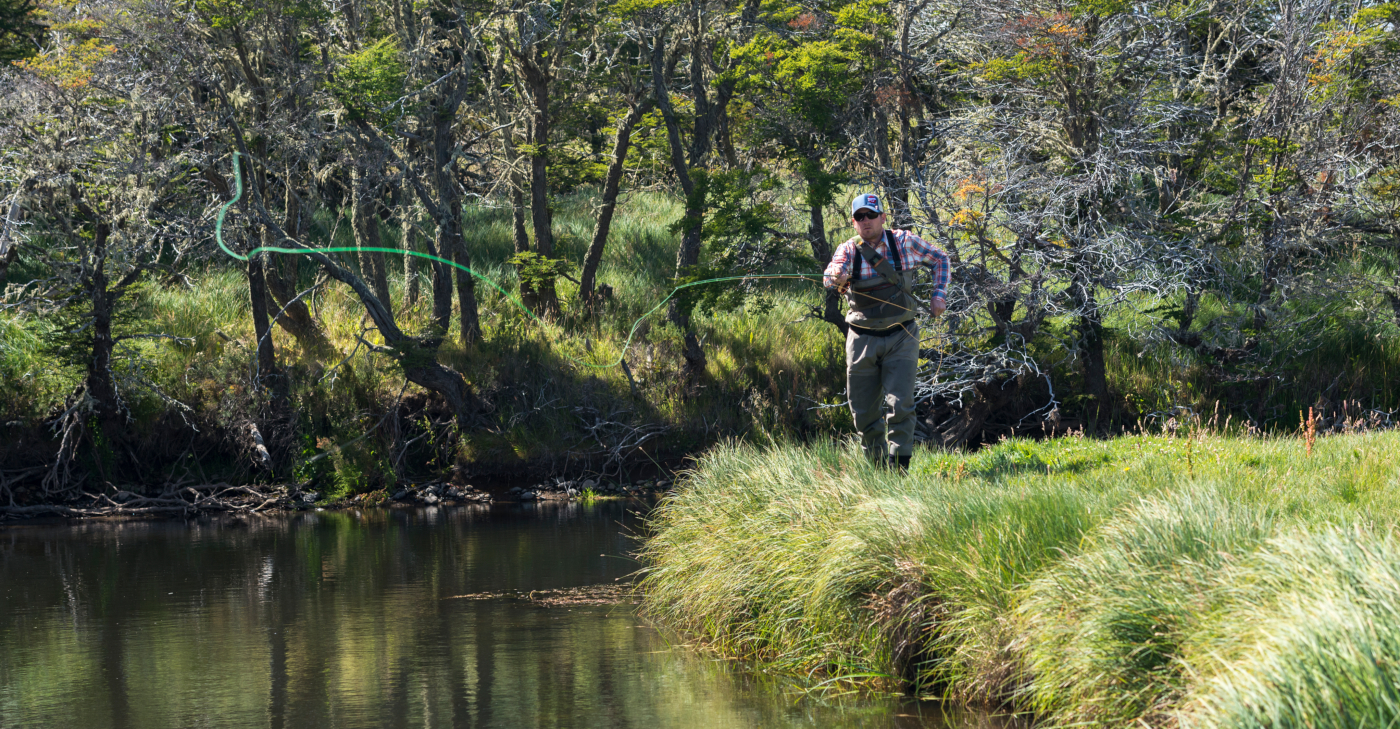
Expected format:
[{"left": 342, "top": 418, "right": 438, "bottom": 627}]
[{"left": 0, "top": 501, "right": 1009, "bottom": 728}]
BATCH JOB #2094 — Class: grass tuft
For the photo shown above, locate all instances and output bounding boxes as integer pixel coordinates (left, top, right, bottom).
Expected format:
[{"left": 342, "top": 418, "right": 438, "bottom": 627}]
[{"left": 641, "top": 430, "right": 1400, "bottom": 726}]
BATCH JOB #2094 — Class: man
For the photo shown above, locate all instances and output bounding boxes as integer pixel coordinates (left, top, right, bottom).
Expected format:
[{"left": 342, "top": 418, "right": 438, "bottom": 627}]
[{"left": 823, "top": 193, "right": 950, "bottom": 471}]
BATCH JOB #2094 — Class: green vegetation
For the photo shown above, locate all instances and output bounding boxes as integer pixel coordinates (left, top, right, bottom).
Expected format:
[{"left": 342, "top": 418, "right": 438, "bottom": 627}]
[
  {"left": 641, "top": 428, "right": 1400, "bottom": 727},
  {"left": 8, "top": 179, "right": 1400, "bottom": 498},
  {"left": 0, "top": 191, "right": 853, "bottom": 493},
  {"left": 4, "top": 0, "right": 1400, "bottom": 501}
]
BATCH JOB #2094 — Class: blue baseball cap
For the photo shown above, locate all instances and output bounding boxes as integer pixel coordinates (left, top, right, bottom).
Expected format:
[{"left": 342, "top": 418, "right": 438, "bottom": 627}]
[{"left": 851, "top": 192, "right": 883, "bottom": 216}]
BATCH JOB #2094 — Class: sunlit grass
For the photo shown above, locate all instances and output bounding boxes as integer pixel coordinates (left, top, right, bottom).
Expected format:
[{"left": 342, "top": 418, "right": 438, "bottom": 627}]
[{"left": 641, "top": 430, "right": 1400, "bottom": 727}]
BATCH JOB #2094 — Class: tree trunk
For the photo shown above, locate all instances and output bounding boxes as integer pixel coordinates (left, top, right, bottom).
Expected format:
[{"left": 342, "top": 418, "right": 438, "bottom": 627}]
[
  {"left": 807, "top": 186, "right": 831, "bottom": 264},
  {"left": 352, "top": 168, "right": 393, "bottom": 316},
  {"left": 651, "top": 32, "right": 707, "bottom": 388},
  {"left": 1388, "top": 245, "right": 1400, "bottom": 330},
  {"left": 523, "top": 59, "right": 559, "bottom": 314},
  {"left": 488, "top": 46, "right": 534, "bottom": 307},
  {"left": 687, "top": 0, "right": 713, "bottom": 166},
  {"left": 425, "top": 225, "right": 453, "bottom": 336},
  {"left": 253, "top": 207, "right": 482, "bottom": 431},
  {"left": 512, "top": 186, "right": 537, "bottom": 311},
  {"left": 699, "top": 0, "right": 759, "bottom": 168},
  {"left": 447, "top": 213, "right": 480, "bottom": 346},
  {"left": 403, "top": 200, "right": 421, "bottom": 308},
  {"left": 797, "top": 155, "right": 848, "bottom": 333},
  {"left": 891, "top": 0, "right": 930, "bottom": 229},
  {"left": 651, "top": 34, "right": 701, "bottom": 284},
  {"left": 87, "top": 221, "right": 119, "bottom": 424},
  {"left": 1073, "top": 280, "right": 1109, "bottom": 428},
  {"left": 511, "top": 187, "right": 529, "bottom": 255},
  {"left": 873, "top": 105, "right": 914, "bottom": 229},
  {"left": 715, "top": 104, "right": 737, "bottom": 169},
  {"left": 431, "top": 79, "right": 479, "bottom": 344},
  {"left": 261, "top": 228, "right": 331, "bottom": 353},
  {"left": 579, "top": 99, "right": 648, "bottom": 312},
  {"left": 247, "top": 249, "right": 278, "bottom": 384},
  {"left": 805, "top": 185, "right": 846, "bottom": 332},
  {"left": 0, "top": 183, "right": 27, "bottom": 286}
]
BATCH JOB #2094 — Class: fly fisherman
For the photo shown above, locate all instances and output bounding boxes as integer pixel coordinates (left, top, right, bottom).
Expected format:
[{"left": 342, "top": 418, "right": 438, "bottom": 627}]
[{"left": 824, "top": 193, "right": 950, "bottom": 471}]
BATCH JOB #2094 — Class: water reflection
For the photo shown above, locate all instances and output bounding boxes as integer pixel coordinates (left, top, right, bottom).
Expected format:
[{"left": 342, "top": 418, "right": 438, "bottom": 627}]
[{"left": 0, "top": 502, "right": 1012, "bottom": 728}]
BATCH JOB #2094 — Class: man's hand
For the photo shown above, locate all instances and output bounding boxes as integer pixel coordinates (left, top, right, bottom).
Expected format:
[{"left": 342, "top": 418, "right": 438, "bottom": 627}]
[{"left": 930, "top": 295, "right": 946, "bottom": 318}]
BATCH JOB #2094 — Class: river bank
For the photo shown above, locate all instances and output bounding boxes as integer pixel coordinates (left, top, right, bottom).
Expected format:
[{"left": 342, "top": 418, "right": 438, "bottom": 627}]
[
  {"left": 640, "top": 429, "right": 1400, "bottom": 728},
  {"left": 0, "top": 470, "right": 679, "bottom": 519}
]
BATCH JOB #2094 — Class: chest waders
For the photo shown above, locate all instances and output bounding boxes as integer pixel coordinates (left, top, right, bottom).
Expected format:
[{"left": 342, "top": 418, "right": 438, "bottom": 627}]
[
  {"left": 844, "top": 230, "right": 918, "bottom": 331},
  {"left": 841, "top": 229, "right": 920, "bottom": 468}
]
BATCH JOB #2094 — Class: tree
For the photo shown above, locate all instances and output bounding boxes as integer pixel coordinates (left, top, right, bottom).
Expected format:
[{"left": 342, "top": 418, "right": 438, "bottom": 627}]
[
  {"left": 195, "top": 0, "right": 335, "bottom": 356},
  {"left": 724, "top": 0, "right": 898, "bottom": 329},
  {"left": 913, "top": 0, "right": 1252, "bottom": 437},
  {"left": 3, "top": 0, "right": 209, "bottom": 489},
  {"left": 488, "top": 0, "right": 596, "bottom": 315}
]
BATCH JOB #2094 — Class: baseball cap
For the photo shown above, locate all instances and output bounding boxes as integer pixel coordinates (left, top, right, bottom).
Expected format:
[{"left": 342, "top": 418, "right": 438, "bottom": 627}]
[{"left": 851, "top": 193, "right": 883, "bottom": 216}]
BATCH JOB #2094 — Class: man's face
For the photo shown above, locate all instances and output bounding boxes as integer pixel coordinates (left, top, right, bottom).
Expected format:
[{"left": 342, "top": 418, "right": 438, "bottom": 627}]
[{"left": 852, "top": 209, "right": 885, "bottom": 241}]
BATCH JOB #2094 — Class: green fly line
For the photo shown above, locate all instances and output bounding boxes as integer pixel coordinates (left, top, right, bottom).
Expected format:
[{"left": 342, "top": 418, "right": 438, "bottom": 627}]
[{"left": 213, "top": 151, "right": 827, "bottom": 369}]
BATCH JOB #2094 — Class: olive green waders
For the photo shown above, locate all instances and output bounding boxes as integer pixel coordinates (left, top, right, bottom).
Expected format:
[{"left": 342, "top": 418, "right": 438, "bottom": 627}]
[{"left": 846, "top": 323, "right": 919, "bottom": 459}]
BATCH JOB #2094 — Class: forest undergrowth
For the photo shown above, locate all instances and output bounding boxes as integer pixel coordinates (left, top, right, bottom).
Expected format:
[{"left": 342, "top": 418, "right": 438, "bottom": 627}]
[
  {"left": 0, "top": 191, "right": 854, "bottom": 503},
  {"left": 4, "top": 190, "right": 1400, "bottom": 505}
]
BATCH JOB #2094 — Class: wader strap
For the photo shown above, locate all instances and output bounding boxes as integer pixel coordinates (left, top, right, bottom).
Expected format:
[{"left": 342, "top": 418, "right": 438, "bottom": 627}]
[{"left": 856, "top": 230, "right": 910, "bottom": 294}]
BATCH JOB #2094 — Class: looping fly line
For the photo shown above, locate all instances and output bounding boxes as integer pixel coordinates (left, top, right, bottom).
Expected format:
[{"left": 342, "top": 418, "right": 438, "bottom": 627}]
[{"left": 213, "top": 151, "right": 827, "bottom": 369}]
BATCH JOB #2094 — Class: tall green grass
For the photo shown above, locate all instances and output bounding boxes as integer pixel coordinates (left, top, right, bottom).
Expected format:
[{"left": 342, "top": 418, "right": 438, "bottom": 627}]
[
  {"left": 1177, "top": 528, "right": 1400, "bottom": 729},
  {"left": 641, "top": 430, "right": 1400, "bottom": 727}
]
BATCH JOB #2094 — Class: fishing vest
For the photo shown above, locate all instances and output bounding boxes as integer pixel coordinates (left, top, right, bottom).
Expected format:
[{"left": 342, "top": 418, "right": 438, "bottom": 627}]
[{"left": 844, "top": 229, "right": 917, "bottom": 331}]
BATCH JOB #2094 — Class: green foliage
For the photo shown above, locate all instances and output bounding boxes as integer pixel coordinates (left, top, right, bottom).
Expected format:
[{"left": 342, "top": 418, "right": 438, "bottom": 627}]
[
  {"left": 0, "top": 0, "right": 41, "bottom": 62},
  {"left": 194, "top": 0, "right": 326, "bottom": 30},
  {"left": 506, "top": 250, "right": 575, "bottom": 295},
  {"left": 324, "top": 441, "right": 395, "bottom": 500},
  {"left": 333, "top": 36, "right": 407, "bottom": 122},
  {"left": 0, "top": 314, "right": 68, "bottom": 419},
  {"left": 546, "top": 152, "right": 609, "bottom": 194},
  {"left": 728, "top": 34, "right": 868, "bottom": 137},
  {"left": 1071, "top": 0, "right": 1130, "bottom": 17},
  {"left": 679, "top": 168, "right": 816, "bottom": 316},
  {"left": 608, "top": 0, "right": 681, "bottom": 17},
  {"left": 797, "top": 158, "right": 843, "bottom": 212},
  {"left": 292, "top": 431, "right": 333, "bottom": 486},
  {"left": 40, "top": 279, "right": 151, "bottom": 377},
  {"left": 834, "top": 0, "right": 892, "bottom": 29}
]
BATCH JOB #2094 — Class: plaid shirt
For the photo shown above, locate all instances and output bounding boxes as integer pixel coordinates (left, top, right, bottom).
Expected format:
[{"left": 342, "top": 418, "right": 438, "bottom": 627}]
[{"left": 823, "top": 228, "right": 950, "bottom": 300}]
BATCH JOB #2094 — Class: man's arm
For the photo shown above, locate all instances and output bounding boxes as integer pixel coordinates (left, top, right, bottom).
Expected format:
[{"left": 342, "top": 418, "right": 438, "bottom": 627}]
[
  {"left": 897, "top": 230, "right": 950, "bottom": 316},
  {"left": 823, "top": 240, "right": 856, "bottom": 291},
  {"left": 927, "top": 251, "right": 949, "bottom": 317}
]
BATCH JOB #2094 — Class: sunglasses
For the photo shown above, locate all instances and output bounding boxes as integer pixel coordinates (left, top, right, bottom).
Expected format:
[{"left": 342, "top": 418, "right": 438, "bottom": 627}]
[{"left": 853, "top": 211, "right": 881, "bottom": 222}]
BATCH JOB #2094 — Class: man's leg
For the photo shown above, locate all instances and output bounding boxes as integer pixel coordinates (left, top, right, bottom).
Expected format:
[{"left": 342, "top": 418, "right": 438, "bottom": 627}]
[
  {"left": 846, "top": 328, "right": 886, "bottom": 459},
  {"left": 882, "top": 324, "right": 920, "bottom": 461}
]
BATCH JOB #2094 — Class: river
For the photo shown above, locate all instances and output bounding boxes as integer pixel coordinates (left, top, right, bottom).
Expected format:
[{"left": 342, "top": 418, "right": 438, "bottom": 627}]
[{"left": 0, "top": 499, "right": 1012, "bottom": 728}]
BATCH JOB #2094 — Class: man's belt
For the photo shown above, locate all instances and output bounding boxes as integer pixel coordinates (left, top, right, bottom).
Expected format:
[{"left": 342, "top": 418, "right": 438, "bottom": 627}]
[{"left": 848, "top": 323, "right": 909, "bottom": 337}]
